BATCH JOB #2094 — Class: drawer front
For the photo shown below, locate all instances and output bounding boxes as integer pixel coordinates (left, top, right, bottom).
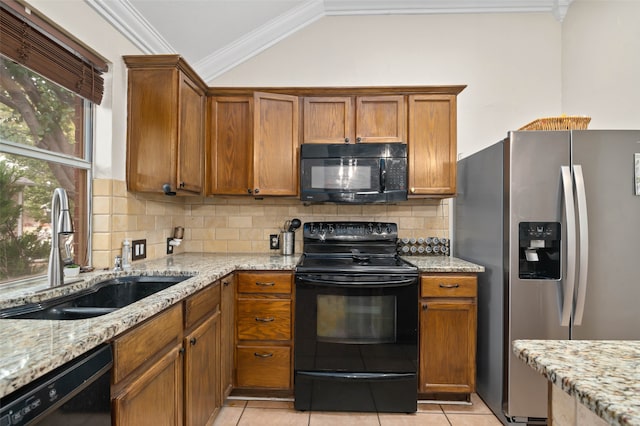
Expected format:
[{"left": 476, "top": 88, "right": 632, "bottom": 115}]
[
  {"left": 184, "top": 280, "right": 221, "bottom": 330},
  {"left": 237, "top": 300, "right": 291, "bottom": 341},
  {"left": 113, "top": 303, "right": 183, "bottom": 383},
  {"left": 236, "top": 345, "right": 291, "bottom": 389},
  {"left": 421, "top": 275, "right": 477, "bottom": 298},
  {"left": 237, "top": 272, "right": 292, "bottom": 295}
]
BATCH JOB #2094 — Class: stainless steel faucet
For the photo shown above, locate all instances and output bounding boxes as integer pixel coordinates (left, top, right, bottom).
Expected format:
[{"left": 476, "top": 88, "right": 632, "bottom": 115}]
[{"left": 47, "top": 188, "right": 74, "bottom": 287}]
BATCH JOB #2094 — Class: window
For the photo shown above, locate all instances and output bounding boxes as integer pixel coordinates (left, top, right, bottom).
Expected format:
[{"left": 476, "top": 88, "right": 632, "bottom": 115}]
[
  {"left": 0, "top": 2, "right": 106, "bottom": 285},
  {"left": 0, "top": 55, "right": 92, "bottom": 284}
]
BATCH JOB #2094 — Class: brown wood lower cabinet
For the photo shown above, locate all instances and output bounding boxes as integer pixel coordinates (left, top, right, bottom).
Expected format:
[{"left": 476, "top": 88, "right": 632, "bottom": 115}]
[
  {"left": 111, "top": 279, "right": 226, "bottom": 426},
  {"left": 183, "top": 280, "right": 222, "bottom": 426},
  {"left": 234, "top": 271, "right": 293, "bottom": 391},
  {"left": 419, "top": 273, "right": 477, "bottom": 397},
  {"left": 220, "top": 275, "right": 235, "bottom": 399},
  {"left": 184, "top": 312, "right": 220, "bottom": 426},
  {"left": 113, "top": 344, "right": 183, "bottom": 426},
  {"left": 236, "top": 345, "right": 291, "bottom": 389}
]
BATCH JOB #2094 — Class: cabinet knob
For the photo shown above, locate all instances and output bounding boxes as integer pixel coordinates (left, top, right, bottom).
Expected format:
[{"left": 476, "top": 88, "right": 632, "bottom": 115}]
[
  {"left": 190, "top": 337, "right": 197, "bottom": 345},
  {"left": 162, "top": 183, "right": 176, "bottom": 196},
  {"left": 247, "top": 188, "right": 252, "bottom": 194},
  {"left": 254, "top": 188, "right": 260, "bottom": 194},
  {"left": 344, "top": 137, "right": 350, "bottom": 143},
  {"left": 179, "top": 347, "right": 185, "bottom": 354},
  {"left": 356, "top": 137, "right": 362, "bottom": 143},
  {"left": 179, "top": 182, "right": 185, "bottom": 188},
  {"left": 223, "top": 280, "right": 230, "bottom": 287},
  {"left": 410, "top": 187, "right": 416, "bottom": 194}
]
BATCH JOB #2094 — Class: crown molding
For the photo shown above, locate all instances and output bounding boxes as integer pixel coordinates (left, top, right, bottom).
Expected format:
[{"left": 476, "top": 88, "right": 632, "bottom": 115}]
[
  {"left": 323, "top": 0, "right": 572, "bottom": 17},
  {"left": 195, "top": 0, "right": 324, "bottom": 83},
  {"left": 85, "top": 0, "right": 176, "bottom": 55},
  {"left": 85, "top": 0, "right": 573, "bottom": 82}
]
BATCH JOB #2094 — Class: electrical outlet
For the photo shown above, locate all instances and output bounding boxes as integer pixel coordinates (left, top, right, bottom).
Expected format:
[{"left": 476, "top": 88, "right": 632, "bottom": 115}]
[
  {"left": 167, "top": 238, "right": 174, "bottom": 255},
  {"left": 269, "top": 234, "right": 279, "bottom": 250},
  {"left": 132, "top": 239, "right": 146, "bottom": 260}
]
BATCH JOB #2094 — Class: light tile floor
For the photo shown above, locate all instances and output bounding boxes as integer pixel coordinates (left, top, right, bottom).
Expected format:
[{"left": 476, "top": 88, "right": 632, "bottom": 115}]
[{"left": 213, "top": 393, "right": 503, "bottom": 426}]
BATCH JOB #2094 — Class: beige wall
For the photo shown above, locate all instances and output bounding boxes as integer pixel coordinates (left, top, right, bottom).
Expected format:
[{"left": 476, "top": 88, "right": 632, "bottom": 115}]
[{"left": 93, "top": 180, "right": 447, "bottom": 268}]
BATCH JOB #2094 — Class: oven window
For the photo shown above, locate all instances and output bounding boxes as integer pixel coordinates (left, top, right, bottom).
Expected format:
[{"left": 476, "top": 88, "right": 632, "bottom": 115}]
[
  {"left": 316, "top": 294, "right": 396, "bottom": 344},
  {"left": 311, "top": 163, "right": 372, "bottom": 190}
]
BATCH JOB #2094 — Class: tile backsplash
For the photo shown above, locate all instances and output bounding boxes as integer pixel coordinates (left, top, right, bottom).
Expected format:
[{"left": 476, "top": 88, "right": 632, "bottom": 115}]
[{"left": 92, "top": 179, "right": 449, "bottom": 269}]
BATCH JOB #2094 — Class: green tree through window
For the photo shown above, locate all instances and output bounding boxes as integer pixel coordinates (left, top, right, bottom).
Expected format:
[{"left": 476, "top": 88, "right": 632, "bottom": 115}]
[{"left": 0, "top": 54, "right": 91, "bottom": 284}]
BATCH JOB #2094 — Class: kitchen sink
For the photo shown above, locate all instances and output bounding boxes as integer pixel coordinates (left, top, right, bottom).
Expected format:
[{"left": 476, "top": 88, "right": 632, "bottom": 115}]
[{"left": 0, "top": 275, "right": 193, "bottom": 320}]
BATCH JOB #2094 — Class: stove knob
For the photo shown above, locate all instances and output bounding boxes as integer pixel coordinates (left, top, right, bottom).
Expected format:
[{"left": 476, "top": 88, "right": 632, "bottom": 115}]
[
  {"left": 366, "top": 223, "right": 374, "bottom": 234},
  {"left": 309, "top": 224, "right": 316, "bottom": 234},
  {"left": 375, "top": 224, "right": 383, "bottom": 234},
  {"left": 385, "top": 225, "right": 392, "bottom": 234},
  {"left": 328, "top": 224, "right": 335, "bottom": 234}
]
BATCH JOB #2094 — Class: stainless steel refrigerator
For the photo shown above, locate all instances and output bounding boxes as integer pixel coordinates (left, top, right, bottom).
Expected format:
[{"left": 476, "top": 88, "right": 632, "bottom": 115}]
[{"left": 453, "top": 130, "right": 640, "bottom": 425}]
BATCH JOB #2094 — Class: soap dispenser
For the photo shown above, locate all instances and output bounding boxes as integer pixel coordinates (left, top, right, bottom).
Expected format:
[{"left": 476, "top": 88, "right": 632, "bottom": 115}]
[{"left": 122, "top": 239, "right": 132, "bottom": 269}]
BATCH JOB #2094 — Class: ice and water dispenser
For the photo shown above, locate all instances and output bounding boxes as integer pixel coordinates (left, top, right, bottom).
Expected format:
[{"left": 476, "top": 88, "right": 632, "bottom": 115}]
[{"left": 519, "top": 222, "right": 561, "bottom": 279}]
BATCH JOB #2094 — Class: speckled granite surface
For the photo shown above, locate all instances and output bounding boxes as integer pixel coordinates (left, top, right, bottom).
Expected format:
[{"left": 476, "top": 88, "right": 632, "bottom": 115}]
[
  {"left": 403, "top": 255, "right": 485, "bottom": 273},
  {"left": 0, "top": 252, "right": 482, "bottom": 399},
  {"left": 513, "top": 339, "right": 640, "bottom": 426}
]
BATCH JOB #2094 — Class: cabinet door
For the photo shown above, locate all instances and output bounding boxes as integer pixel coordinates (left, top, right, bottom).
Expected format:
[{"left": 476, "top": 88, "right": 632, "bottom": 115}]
[
  {"left": 184, "top": 312, "right": 221, "bottom": 426},
  {"left": 220, "top": 275, "right": 235, "bottom": 398},
  {"left": 408, "top": 94, "right": 457, "bottom": 196},
  {"left": 126, "top": 68, "right": 178, "bottom": 193},
  {"left": 113, "top": 344, "right": 183, "bottom": 426},
  {"left": 252, "top": 92, "right": 299, "bottom": 196},
  {"left": 207, "top": 97, "right": 253, "bottom": 195},
  {"left": 177, "top": 73, "right": 204, "bottom": 194},
  {"left": 419, "top": 300, "right": 476, "bottom": 394},
  {"left": 303, "top": 96, "right": 354, "bottom": 144},
  {"left": 355, "top": 95, "right": 406, "bottom": 143}
]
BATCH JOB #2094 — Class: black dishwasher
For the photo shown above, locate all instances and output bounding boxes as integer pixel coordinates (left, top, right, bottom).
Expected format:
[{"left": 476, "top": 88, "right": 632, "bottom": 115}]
[{"left": 0, "top": 343, "right": 112, "bottom": 426}]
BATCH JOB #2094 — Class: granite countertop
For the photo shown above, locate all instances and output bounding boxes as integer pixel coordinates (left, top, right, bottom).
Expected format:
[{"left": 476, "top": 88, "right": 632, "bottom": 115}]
[
  {"left": 0, "top": 253, "right": 483, "bottom": 399},
  {"left": 513, "top": 339, "right": 640, "bottom": 426}
]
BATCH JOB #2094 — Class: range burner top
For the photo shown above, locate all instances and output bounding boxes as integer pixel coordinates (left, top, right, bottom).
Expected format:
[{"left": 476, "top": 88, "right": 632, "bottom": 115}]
[{"left": 295, "top": 221, "right": 417, "bottom": 275}]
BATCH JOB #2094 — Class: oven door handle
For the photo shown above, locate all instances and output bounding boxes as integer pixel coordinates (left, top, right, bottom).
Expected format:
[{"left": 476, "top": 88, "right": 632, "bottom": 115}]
[
  {"left": 296, "top": 275, "right": 417, "bottom": 288},
  {"left": 297, "top": 371, "right": 415, "bottom": 381}
]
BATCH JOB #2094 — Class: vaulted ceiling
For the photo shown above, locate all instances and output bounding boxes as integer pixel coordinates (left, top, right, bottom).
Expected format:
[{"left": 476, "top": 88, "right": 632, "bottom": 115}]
[{"left": 86, "top": 0, "right": 573, "bottom": 83}]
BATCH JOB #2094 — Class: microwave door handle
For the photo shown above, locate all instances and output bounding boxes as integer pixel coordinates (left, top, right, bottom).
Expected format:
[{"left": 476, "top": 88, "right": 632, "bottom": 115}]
[{"left": 380, "top": 159, "right": 386, "bottom": 192}]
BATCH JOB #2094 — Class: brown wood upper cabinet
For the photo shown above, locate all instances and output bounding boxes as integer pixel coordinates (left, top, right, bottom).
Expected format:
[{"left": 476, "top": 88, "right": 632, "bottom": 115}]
[
  {"left": 207, "top": 92, "right": 299, "bottom": 196},
  {"left": 303, "top": 95, "right": 406, "bottom": 144},
  {"left": 124, "top": 55, "right": 206, "bottom": 195},
  {"left": 408, "top": 94, "right": 457, "bottom": 197}
]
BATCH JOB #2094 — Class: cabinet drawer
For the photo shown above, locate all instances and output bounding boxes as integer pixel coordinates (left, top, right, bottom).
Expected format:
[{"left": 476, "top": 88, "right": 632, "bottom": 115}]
[
  {"left": 184, "top": 280, "right": 221, "bottom": 330},
  {"left": 113, "top": 303, "right": 183, "bottom": 383},
  {"left": 236, "top": 345, "right": 291, "bottom": 389},
  {"left": 237, "top": 272, "right": 292, "bottom": 295},
  {"left": 421, "top": 275, "right": 477, "bottom": 298},
  {"left": 237, "top": 300, "right": 291, "bottom": 340}
]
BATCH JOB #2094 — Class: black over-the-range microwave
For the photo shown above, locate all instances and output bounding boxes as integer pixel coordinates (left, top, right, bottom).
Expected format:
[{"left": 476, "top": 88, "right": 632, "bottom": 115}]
[{"left": 299, "top": 143, "right": 408, "bottom": 203}]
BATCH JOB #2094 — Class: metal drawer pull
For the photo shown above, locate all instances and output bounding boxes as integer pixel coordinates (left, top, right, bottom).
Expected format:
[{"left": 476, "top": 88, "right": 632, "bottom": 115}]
[
  {"left": 255, "top": 316, "right": 275, "bottom": 322},
  {"left": 254, "top": 352, "right": 273, "bottom": 358},
  {"left": 255, "top": 281, "right": 275, "bottom": 287},
  {"left": 439, "top": 283, "right": 460, "bottom": 288}
]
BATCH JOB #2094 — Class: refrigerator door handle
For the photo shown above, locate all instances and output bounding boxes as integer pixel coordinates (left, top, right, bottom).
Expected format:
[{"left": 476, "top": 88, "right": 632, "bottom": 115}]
[
  {"left": 561, "top": 166, "right": 577, "bottom": 327},
  {"left": 573, "top": 165, "right": 589, "bottom": 325}
]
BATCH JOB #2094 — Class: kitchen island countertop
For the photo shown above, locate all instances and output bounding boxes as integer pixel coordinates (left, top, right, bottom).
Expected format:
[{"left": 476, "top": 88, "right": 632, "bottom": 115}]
[
  {"left": 0, "top": 253, "right": 483, "bottom": 398},
  {"left": 513, "top": 339, "right": 640, "bottom": 426}
]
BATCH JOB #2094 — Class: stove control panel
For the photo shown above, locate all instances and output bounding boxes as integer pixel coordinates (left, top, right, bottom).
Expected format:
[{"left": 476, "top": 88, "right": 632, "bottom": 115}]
[{"left": 303, "top": 221, "right": 398, "bottom": 241}]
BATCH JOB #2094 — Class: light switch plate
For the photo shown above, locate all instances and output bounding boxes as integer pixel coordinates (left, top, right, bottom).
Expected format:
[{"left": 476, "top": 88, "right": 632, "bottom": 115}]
[{"left": 132, "top": 239, "right": 146, "bottom": 260}]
